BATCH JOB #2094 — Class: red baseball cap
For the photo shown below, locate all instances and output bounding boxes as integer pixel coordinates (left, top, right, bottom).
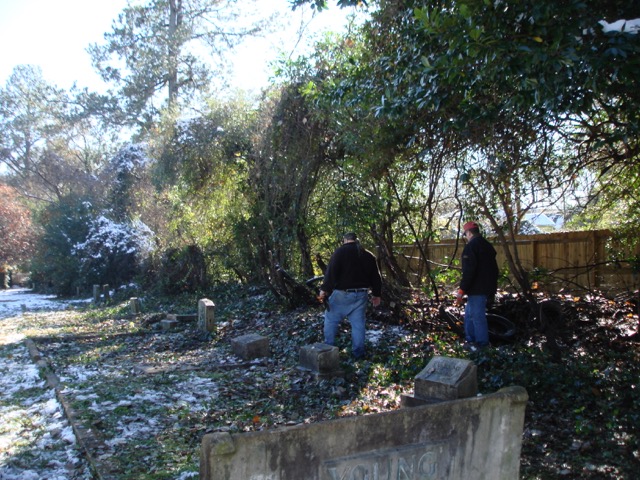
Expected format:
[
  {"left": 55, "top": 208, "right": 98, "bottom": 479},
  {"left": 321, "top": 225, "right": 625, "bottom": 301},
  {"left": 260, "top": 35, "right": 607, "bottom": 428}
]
[{"left": 463, "top": 221, "right": 479, "bottom": 232}]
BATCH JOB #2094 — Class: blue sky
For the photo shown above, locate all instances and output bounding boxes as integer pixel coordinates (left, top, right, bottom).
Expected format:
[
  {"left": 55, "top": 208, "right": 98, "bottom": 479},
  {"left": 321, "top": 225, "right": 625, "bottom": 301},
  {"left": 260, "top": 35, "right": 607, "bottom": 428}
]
[{"left": 0, "top": 0, "right": 361, "bottom": 93}]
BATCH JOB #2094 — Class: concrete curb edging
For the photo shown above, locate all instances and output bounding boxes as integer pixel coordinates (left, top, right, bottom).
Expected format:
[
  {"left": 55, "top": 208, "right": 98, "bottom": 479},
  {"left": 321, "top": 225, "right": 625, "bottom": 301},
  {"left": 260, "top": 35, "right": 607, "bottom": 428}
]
[{"left": 23, "top": 337, "right": 112, "bottom": 480}]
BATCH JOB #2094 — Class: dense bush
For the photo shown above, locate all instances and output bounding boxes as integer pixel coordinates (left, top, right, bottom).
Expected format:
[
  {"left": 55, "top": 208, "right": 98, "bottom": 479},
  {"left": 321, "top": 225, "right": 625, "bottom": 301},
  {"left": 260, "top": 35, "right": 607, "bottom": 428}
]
[
  {"left": 155, "top": 244, "right": 208, "bottom": 294},
  {"left": 30, "top": 195, "right": 94, "bottom": 295},
  {"left": 74, "top": 215, "right": 155, "bottom": 291},
  {"left": 30, "top": 194, "right": 155, "bottom": 295}
]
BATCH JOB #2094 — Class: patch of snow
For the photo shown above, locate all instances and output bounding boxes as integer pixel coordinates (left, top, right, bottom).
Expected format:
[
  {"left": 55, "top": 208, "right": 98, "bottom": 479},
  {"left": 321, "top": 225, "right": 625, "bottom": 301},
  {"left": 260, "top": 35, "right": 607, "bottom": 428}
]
[
  {"left": 0, "top": 287, "right": 219, "bottom": 478},
  {"left": 599, "top": 18, "right": 640, "bottom": 34},
  {"left": 367, "top": 325, "right": 406, "bottom": 346},
  {"left": 0, "top": 287, "right": 73, "bottom": 318},
  {"left": 0, "top": 338, "right": 91, "bottom": 480}
]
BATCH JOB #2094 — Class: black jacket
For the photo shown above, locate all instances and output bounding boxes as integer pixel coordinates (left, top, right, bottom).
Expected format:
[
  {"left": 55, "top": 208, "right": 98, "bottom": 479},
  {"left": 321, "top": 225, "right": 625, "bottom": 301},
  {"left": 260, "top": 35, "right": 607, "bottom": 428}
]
[
  {"left": 321, "top": 242, "right": 382, "bottom": 296},
  {"left": 460, "top": 235, "right": 499, "bottom": 296}
]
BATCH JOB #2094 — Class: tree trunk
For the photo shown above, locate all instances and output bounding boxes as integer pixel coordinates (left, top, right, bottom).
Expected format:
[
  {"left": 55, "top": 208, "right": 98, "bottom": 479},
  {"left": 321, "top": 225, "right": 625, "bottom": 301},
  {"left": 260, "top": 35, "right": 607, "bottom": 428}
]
[{"left": 167, "top": 0, "right": 181, "bottom": 108}]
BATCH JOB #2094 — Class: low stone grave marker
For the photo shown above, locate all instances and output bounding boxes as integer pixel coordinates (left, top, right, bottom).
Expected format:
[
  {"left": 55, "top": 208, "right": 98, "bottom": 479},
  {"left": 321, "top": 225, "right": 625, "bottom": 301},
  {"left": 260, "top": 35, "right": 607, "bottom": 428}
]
[
  {"left": 161, "top": 319, "right": 179, "bottom": 331},
  {"left": 298, "top": 343, "right": 344, "bottom": 379},
  {"left": 92, "top": 285, "right": 101, "bottom": 303},
  {"left": 402, "top": 355, "right": 477, "bottom": 406},
  {"left": 130, "top": 297, "right": 142, "bottom": 315},
  {"left": 167, "top": 313, "right": 197, "bottom": 323},
  {"left": 198, "top": 298, "right": 216, "bottom": 333},
  {"left": 231, "top": 333, "right": 270, "bottom": 360}
]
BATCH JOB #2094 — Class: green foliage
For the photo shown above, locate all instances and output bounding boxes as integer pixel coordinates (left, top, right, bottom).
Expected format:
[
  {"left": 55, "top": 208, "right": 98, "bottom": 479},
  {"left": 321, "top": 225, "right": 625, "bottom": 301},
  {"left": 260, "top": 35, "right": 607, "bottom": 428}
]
[
  {"left": 106, "top": 143, "right": 151, "bottom": 221},
  {"left": 7, "top": 0, "right": 640, "bottom": 308},
  {"left": 30, "top": 194, "right": 95, "bottom": 294},
  {"left": 29, "top": 192, "right": 155, "bottom": 295},
  {"left": 306, "top": 0, "right": 640, "bottom": 296},
  {"left": 569, "top": 159, "right": 640, "bottom": 236},
  {"left": 240, "top": 83, "right": 340, "bottom": 285},
  {"left": 153, "top": 97, "right": 253, "bottom": 191},
  {"left": 150, "top": 96, "right": 255, "bottom": 282},
  {"left": 155, "top": 245, "right": 208, "bottom": 294},
  {"left": 430, "top": 259, "right": 462, "bottom": 292},
  {"left": 412, "top": 0, "right": 640, "bottom": 120}
]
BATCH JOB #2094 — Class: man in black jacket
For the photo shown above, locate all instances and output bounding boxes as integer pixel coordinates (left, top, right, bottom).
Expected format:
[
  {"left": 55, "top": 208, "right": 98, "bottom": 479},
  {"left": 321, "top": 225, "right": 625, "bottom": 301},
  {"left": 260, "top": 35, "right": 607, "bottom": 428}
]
[
  {"left": 455, "top": 221, "right": 499, "bottom": 350},
  {"left": 319, "top": 233, "right": 382, "bottom": 359}
]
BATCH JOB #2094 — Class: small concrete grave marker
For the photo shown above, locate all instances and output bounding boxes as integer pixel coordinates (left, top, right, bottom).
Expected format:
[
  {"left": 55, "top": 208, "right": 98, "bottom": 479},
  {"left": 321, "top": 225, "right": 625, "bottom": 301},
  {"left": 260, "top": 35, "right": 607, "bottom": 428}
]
[
  {"left": 102, "top": 284, "right": 110, "bottom": 303},
  {"left": 299, "top": 343, "right": 343, "bottom": 379},
  {"left": 92, "top": 284, "right": 101, "bottom": 303},
  {"left": 403, "top": 355, "right": 477, "bottom": 406},
  {"left": 198, "top": 298, "right": 216, "bottom": 333},
  {"left": 161, "top": 319, "right": 179, "bottom": 331},
  {"left": 231, "top": 333, "right": 270, "bottom": 360},
  {"left": 167, "top": 313, "right": 197, "bottom": 323},
  {"left": 130, "top": 297, "right": 142, "bottom": 315}
]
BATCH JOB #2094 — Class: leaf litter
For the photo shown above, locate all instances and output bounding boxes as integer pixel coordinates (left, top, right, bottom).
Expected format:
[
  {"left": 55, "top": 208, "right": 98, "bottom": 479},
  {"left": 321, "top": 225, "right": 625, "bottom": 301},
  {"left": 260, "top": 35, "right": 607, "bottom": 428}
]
[{"left": 1, "top": 286, "right": 639, "bottom": 479}]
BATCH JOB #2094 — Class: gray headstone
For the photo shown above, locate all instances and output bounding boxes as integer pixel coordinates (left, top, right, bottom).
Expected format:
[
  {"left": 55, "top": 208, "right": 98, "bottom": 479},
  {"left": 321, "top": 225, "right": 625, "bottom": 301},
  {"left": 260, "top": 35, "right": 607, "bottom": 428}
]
[
  {"left": 231, "top": 334, "right": 270, "bottom": 360},
  {"left": 412, "top": 356, "right": 478, "bottom": 402},
  {"left": 130, "top": 297, "right": 142, "bottom": 315},
  {"left": 167, "top": 313, "right": 197, "bottom": 323},
  {"left": 92, "top": 284, "right": 101, "bottom": 303},
  {"left": 161, "top": 319, "right": 179, "bottom": 331},
  {"left": 299, "top": 343, "right": 343, "bottom": 379},
  {"left": 198, "top": 298, "right": 216, "bottom": 333},
  {"left": 200, "top": 386, "right": 529, "bottom": 480}
]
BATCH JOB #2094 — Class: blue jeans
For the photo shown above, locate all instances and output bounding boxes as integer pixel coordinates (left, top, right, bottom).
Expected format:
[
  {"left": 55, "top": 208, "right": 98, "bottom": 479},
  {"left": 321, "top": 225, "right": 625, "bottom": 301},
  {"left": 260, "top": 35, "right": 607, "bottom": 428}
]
[
  {"left": 323, "top": 290, "right": 369, "bottom": 359},
  {"left": 464, "top": 295, "right": 490, "bottom": 346}
]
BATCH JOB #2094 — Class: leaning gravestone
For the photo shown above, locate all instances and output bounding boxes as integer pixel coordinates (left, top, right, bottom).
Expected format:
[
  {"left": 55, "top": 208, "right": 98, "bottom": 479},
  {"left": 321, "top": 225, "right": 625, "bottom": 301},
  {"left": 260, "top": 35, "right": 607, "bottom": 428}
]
[{"left": 198, "top": 298, "right": 216, "bottom": 333}]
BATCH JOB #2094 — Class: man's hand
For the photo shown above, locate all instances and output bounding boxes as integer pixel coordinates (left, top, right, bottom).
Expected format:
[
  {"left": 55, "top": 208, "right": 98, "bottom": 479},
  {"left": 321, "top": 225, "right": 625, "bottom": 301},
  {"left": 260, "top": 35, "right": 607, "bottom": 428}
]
[
  {"left": 318, "top": 290, "right": 330, "bottom": 311},
  {"left": 455, "top": 289, "right": 465, "bottom": 306},
  {"left": 371, "top": 296, "right": 381, "bottom": 307}
]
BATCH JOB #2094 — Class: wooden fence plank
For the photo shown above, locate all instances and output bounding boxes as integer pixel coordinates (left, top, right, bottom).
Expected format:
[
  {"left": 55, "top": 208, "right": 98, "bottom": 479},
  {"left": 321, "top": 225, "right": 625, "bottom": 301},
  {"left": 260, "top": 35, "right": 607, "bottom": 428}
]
[{"left": 393, "top": 229, "right": 640, "bottom": 294}]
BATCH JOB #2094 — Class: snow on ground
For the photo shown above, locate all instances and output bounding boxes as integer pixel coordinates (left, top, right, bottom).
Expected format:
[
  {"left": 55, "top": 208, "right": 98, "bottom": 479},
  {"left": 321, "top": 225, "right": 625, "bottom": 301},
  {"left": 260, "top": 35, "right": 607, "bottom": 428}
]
[
  {"left": 0, "top": 287, "right": 78, "bottom": 319},
  {"left": 0, "top": 287, "right": 206, "bottom": 479},
  {"left": 0, "top": 287, "right": 92, "bottom": 479}
]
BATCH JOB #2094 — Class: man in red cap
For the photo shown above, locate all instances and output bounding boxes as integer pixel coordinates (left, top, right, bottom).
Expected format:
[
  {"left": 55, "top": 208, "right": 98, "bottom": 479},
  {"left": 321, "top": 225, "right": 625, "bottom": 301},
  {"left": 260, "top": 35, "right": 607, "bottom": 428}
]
[{"left": 455, "top": 221, "right": 499, "bottom": 351}]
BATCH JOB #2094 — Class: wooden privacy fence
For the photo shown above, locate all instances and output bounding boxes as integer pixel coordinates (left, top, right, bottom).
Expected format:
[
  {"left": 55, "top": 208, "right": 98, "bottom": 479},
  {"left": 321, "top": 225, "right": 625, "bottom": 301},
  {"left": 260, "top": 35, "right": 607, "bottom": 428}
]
[{"left": 394, "top": 229, "right": 640, "bottom": 295}]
